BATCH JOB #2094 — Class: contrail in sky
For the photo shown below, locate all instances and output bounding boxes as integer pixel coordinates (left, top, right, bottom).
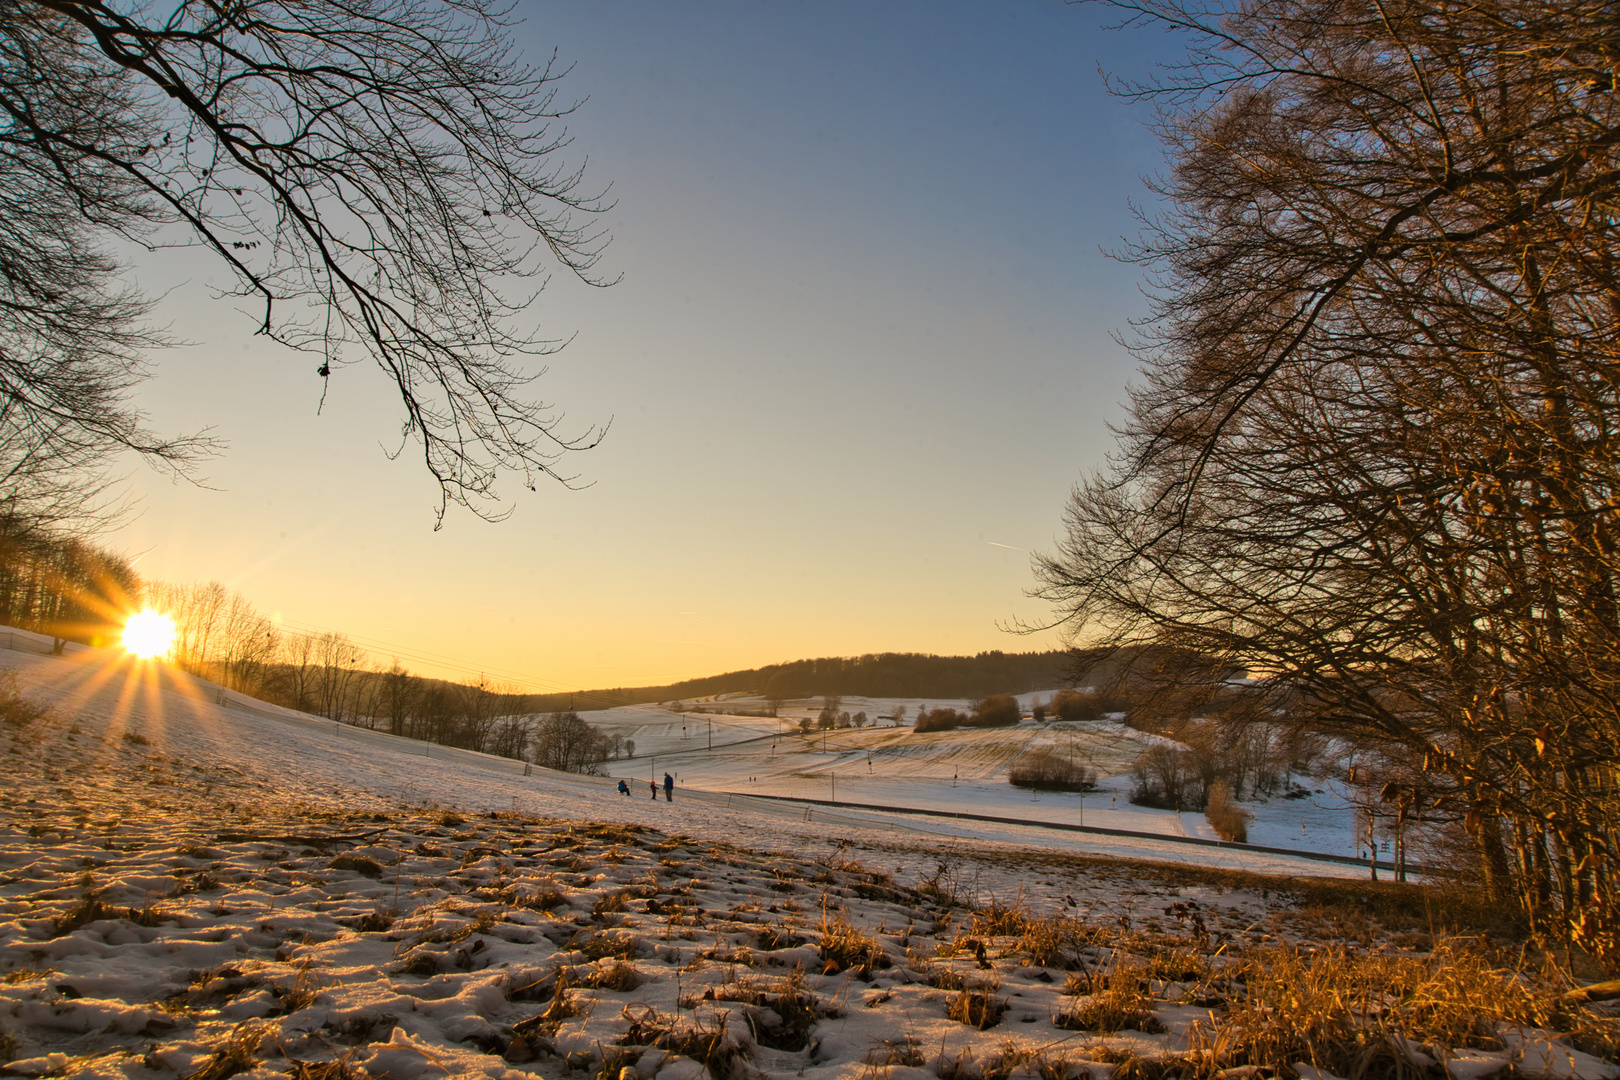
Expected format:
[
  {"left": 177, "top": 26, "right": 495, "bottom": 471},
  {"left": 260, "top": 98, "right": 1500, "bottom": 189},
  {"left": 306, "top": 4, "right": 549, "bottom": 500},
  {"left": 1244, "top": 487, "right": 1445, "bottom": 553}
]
[{"left": 987, "top": 541, "right": 1022, "bottom": 551}]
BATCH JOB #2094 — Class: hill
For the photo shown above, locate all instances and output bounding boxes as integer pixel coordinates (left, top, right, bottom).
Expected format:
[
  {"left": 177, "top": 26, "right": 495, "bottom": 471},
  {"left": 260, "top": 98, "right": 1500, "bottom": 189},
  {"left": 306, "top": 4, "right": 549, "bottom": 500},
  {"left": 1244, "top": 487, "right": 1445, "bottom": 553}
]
[{"left": 523, "top": 649, "right": 1070, "bottom": 712}]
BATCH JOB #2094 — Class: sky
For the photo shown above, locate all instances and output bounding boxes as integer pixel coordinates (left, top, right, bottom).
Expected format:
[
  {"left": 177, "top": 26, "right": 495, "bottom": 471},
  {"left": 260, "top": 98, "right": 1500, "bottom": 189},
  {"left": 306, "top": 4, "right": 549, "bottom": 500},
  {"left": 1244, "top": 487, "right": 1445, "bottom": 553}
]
[{"left": 111, "top": 0, "right": 1175, "bottom": 693}]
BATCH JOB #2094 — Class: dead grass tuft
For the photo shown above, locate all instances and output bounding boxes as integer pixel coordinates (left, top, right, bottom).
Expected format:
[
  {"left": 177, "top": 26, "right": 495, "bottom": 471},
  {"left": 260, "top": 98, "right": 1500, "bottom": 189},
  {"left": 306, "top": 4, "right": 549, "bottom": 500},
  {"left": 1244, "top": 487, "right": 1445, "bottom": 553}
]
[
  {"left": 616, "top": 1002, "right": 750, "bottom": 1080},
  {"left": 1055, "top": 960, "right": 1165, "bottom": 1034},
  {"left": 286, "top": 1054, "right": 363, "bottom": 1080},
  {"left": 710, "top": 968, "right": 827, "bottom": 1051},
  {"left": 819, "top": 909, "right": 886, "bottom": 974},
  {"left": 584, "top": 961, "right": 643, "bottom": 992},
  {"left": 505, "top": 881, "right": 569, "bottom": 911},
  {"left": 343, "top": 910, "right": 396, "bottom": 933},
  {"left": 570, "top": 929, "right": 643, "bottom": 961},
  {"left": 329, "top": 854, "right": 385, "bottom": 878},
  {"left": 946, "top": 983, "right": 1008, "bottom": 1030},
  {"left": 53, "top": 891, "right": 113, "bottom": 936},
  {"left": 862, "top": 1036, "right": 924, "bottom": 1066},
  {"left": 180, "top": 1021, "right": 268, "bottom": 1080},
  {"left": 0, "top": 673, "right": 47, "bottom": 730}
]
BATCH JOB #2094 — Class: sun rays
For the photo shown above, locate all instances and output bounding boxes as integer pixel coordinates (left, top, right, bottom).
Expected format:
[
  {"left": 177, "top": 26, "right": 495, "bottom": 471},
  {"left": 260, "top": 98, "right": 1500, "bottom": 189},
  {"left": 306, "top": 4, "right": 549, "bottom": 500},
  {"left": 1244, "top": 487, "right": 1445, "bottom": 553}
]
[{"left": 122, "top": 610, "right": 176, "bottom": 659}]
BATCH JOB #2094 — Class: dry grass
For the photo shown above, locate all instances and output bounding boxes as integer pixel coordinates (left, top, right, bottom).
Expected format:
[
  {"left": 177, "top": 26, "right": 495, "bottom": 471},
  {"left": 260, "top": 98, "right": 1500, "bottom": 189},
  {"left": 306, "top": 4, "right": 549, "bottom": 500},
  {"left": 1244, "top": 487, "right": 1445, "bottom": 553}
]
[
  {"left": 1193, "top": 940, "right": 1550, "bottom": 1074},
  {"left": 0, "top": 673, "right": 47, "bottom": 731},
  {"left": 503, "top": 879, "right": 569, "bottom": 911},
  {"left": 328, "top": 854, "right": 384, "bottom": 878},
  {"left": 583, "top": 961, "right": 643, "bottom": 992},
  {"left": 179, "top": 1021, "right": 268, "bottom": 1080},
  {"left": 1054, "top": 960, "right": 1165, "bottom": 1034},
  {"left": 617, "top": 1002, "right": 751, "bottom": 1080},
  {"left": 286, "top": 1055, "right": 363, "bottom": 1080},
  {"left": 819, "top": 909, "right": 884, "bottom": 974},
  {"left": 273, "top": 962, "right": 321, "bottom": 1015},
  {"left": 946, "top": 981, "right": 1008, "bottom": 1030},
  {"left": 709, "top": 968, "right": 827, "bottom": 1051}
]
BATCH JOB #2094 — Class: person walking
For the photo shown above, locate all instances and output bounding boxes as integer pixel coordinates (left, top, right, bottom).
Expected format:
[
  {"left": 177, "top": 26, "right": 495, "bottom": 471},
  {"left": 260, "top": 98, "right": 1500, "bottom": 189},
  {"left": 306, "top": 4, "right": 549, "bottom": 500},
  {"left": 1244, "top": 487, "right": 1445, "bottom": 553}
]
[{"left": 663, "top": 772, "right": 675, "bottom": 802}]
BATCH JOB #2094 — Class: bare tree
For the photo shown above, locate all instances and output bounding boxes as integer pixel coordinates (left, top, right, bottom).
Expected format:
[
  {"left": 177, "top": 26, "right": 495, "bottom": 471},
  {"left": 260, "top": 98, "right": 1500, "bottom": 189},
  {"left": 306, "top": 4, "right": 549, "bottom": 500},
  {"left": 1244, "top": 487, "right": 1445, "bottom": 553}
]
[
  {"left": 3, "top": 0, "right": 613, "bottom": 523},
  {"left": 531, "top": 710, "right": 610, "bottom": 774},
  {"left": 1035, "top": 0, "right": 1620, "bottom": 957}
]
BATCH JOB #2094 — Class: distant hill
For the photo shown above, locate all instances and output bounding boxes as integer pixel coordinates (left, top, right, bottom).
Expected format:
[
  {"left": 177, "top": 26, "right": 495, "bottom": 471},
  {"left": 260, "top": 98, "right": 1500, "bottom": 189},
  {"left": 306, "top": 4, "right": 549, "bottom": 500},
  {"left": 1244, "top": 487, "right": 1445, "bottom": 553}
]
[{"left": 521, "top": 650, "right": 1070, "bottom": 713}]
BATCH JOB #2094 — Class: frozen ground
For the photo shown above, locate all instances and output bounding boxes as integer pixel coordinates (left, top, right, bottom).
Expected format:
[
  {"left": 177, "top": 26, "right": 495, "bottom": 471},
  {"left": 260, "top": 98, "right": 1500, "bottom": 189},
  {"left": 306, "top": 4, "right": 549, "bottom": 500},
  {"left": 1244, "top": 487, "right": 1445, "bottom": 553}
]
[{"left": 0, "top": 635, "right": 1613, "bottom": 1080}]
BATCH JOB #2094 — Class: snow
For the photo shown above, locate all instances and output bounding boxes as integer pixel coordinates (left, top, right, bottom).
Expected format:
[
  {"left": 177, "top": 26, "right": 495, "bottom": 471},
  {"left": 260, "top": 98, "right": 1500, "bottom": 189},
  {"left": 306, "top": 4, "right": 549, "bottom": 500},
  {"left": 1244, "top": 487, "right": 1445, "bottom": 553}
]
[{"left": 0, "top": 633, "right": 1610, "bottom": 1080}]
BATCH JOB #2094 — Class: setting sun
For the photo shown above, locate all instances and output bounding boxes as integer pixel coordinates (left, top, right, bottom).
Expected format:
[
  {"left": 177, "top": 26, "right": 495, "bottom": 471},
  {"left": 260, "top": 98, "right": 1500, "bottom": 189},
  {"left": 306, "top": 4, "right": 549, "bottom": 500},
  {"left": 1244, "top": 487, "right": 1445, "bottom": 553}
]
[{"left": 122, "top": 610, "right": 176, "bottom": 659}]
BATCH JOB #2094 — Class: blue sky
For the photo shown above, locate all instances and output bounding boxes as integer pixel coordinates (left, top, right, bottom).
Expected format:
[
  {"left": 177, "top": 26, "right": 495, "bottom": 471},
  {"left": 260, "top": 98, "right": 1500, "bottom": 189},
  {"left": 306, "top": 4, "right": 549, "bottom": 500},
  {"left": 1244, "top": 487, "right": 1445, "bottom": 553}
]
[{"left": 116, "top": 0, "right": 1175, "bottom": 690}]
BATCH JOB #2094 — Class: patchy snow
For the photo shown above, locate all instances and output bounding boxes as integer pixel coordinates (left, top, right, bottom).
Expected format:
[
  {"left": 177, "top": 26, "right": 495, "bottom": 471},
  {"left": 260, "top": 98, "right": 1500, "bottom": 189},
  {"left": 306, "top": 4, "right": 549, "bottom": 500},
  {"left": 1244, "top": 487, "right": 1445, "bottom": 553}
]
[{"left": 0, "top": 634, "right": 1610, "bottom": 1080}]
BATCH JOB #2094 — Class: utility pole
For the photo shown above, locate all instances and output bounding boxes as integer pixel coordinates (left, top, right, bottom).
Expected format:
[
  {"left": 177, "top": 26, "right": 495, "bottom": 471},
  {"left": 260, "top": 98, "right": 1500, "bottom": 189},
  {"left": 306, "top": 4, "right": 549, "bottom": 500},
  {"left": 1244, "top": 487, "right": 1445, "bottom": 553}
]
[
  {"left": 708, "top": 716, "right": 712, "bottom": 751},
  {"left": 831, "top": 771, "right": 835, "bottom": 803}
]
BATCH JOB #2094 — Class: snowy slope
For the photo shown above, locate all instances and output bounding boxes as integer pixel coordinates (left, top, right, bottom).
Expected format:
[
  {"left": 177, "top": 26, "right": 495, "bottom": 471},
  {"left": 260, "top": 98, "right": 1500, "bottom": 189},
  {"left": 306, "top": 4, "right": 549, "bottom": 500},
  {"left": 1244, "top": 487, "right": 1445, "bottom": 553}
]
[{"left": 0, "top": 635, "right": 1612, "bottom": 1080}]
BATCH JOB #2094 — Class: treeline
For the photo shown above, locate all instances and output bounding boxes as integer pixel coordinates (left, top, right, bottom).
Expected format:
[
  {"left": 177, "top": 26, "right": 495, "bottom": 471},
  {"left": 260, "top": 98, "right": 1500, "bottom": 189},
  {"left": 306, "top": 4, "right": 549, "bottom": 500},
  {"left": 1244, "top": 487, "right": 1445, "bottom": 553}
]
[
  {"left": 0, "top": 529, "right": 1066, "bottom": 764},
  {"left": 0, "top": 517, "right": 138, "bottom": 651},
  {"left": 532, "top": 650, "right": 1070, "bottom": 711}
]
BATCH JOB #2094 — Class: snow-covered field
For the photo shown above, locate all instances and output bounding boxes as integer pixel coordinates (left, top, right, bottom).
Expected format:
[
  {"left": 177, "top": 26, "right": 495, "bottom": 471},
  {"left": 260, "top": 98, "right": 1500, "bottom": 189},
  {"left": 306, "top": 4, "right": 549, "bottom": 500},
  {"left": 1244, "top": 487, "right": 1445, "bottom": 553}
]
[
  {"left": 0, "top": 636, "right": 1614, "bottom": 1080},
  {"left": 578, "top": 696, "right": 1364, "bottom": 862}
]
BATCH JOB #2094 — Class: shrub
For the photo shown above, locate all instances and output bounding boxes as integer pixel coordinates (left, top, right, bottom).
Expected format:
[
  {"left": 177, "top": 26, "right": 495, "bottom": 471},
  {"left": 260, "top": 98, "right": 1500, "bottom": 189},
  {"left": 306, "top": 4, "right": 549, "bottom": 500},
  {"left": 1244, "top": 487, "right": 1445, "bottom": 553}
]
[
  {"left": 914, "top": 708, "right": 967, "bottom": 733},
  {"left": 1205, "top": 780, "right": 1251, "bottom": 842},
  {"left": 0, "top": 673, "right": 47, "bottom": 731},
  {"left": 1050, "top": 689, "right": 1100, "bottom": 723},
  {"left": 1008, "top": 751, "right": 1097, "bottom": 793},
  {"left": 966, "top": 693, "right": 1021, "bottom": 728}
]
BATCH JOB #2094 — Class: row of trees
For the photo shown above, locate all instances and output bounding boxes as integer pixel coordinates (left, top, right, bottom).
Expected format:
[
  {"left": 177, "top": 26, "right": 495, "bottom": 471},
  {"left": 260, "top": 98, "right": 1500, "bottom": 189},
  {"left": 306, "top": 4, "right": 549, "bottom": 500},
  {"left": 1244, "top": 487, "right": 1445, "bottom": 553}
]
[
  {"left": 1036, "top": 0, "right": 1620, "bottom": 956},
  {"left": 131, "top": 579, "right": 639, "bottom": 769}
]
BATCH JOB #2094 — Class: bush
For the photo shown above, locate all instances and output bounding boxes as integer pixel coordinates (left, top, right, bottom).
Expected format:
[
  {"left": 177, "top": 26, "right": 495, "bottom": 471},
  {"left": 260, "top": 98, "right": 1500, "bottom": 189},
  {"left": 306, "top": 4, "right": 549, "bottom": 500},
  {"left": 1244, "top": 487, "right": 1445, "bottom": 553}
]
[
  {"left": 966, "top": 693, "right": 1021, "bottom": 728},
  {"left": 1051, "top": 689, "right": 1100, "bottom": 723},
  {"left": 0, "top": 673, "right": 47, "bottom": 731},
  {"left": 1205, "top": 780, "right": 1251, "bottom": 842},
  {"left": 914, "top": 708, "right": 966, "bottom": 733},
  {"left": 1008, "top": 751, "right": 1097, "bottom": 793}
]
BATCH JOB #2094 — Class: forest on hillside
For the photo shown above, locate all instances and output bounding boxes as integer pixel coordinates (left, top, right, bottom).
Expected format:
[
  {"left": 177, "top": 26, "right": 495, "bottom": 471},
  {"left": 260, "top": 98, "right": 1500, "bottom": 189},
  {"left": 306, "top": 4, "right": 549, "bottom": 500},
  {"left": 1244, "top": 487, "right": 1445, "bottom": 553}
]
[{"left": 528, "top": 650, "right": 1071, "bottom": 712}]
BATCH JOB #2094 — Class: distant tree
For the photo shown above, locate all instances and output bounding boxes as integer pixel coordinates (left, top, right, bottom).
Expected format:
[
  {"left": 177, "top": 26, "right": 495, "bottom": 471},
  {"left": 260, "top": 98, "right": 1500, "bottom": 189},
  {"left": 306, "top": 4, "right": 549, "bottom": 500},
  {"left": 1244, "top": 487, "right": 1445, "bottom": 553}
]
[
  {"left": 1031, "top": 700, "right": 1047, "bottom": 723},
  {"left": 967, "top": 693, "right": 1021, "bottom": 728},
  {"left": 381, "top": 662, "right": 419, "bottom": 738},
  {"left": 890, "top": 705, "right": 907, "bottom": 726},
  {"left": 852, "top": 711, "right": 867, "bottom": 729},
  {"left": 532, "top": 711, "right": 611, "bottom": 774},
  {"left": 799, "top": 716, "right": 815, "bottom": 733},
  {"left": 1051, "top": 689, "right": 1100, "bottom": 724},
  {"left": 914, "top": 708, "right": 966, "bottom": 733}
]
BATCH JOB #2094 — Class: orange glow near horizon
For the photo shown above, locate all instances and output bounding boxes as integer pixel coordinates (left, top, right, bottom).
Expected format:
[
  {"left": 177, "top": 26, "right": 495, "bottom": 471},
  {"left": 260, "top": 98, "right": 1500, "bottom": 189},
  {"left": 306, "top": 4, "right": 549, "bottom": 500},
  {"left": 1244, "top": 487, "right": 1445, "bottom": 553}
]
[{"left": 123, "top": 610, "right": 177, "bottom": 659}]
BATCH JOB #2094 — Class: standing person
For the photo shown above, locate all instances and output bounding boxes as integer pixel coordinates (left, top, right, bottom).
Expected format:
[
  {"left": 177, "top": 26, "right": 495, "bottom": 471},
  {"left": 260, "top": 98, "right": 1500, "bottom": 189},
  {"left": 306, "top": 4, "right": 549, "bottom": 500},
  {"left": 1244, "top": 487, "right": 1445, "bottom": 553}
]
[
  {"left": 649, "top": 780, "right": 658, "bottom": 800},
  {"left": 663, "top": 772, "right": 674, "bottom": 802},
  {"left": 617, "top": 779, "right": 630, "bottom": 796}
]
